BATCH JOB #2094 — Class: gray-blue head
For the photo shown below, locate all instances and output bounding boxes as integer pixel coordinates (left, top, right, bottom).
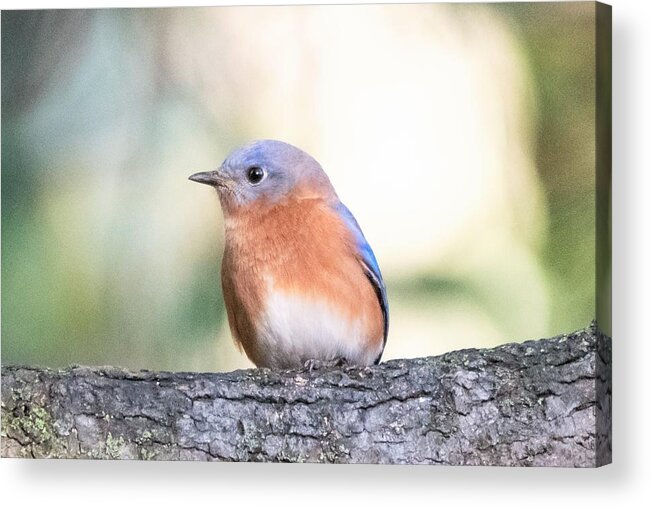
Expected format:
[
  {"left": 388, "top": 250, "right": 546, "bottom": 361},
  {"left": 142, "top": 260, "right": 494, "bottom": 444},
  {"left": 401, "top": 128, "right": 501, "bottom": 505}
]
[{"left": 189, "top": 140, "right": 335, "bottom": 215}]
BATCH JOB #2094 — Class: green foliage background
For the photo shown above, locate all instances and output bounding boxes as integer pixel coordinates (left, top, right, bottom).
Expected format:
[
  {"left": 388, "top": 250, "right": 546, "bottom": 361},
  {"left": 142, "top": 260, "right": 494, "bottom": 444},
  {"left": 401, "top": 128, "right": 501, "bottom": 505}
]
[{"left": 1, "top": 4, "right": 606, "bottom": 371}]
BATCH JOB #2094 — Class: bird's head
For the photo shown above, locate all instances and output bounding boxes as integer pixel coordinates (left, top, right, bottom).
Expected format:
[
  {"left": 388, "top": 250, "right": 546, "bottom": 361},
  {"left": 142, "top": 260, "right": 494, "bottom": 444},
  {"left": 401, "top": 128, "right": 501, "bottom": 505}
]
[{"left": 189, "top": 140, "right": 335, "bottom": 215}]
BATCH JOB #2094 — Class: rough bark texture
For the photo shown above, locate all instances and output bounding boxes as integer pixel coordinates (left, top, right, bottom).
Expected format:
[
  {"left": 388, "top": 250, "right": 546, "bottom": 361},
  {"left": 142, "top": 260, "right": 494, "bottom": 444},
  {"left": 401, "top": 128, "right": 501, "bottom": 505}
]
[{"left": 1, "top": 324, "right": 611, "bottom": 466}]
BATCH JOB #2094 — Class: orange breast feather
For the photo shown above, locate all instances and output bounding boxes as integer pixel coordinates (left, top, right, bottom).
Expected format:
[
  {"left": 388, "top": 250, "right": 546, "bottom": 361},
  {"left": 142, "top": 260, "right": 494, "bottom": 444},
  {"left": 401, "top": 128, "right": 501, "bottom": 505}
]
[{"left": 220, "top": 195, "right": 384, "bottom": 367}]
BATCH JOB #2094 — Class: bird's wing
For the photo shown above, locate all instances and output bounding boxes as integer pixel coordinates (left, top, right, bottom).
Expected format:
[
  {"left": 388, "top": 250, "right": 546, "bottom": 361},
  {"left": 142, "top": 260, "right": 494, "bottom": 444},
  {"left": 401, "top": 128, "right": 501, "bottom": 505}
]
[{"left": 333, "top": 201, "right": 389, "bottom": 353}]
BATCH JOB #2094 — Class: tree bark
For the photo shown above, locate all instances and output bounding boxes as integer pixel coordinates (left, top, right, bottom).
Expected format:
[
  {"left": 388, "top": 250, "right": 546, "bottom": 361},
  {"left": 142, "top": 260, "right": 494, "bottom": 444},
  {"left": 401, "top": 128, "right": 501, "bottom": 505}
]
[{"left": 1, "top": 324, "right": 611, "bottom": 466}]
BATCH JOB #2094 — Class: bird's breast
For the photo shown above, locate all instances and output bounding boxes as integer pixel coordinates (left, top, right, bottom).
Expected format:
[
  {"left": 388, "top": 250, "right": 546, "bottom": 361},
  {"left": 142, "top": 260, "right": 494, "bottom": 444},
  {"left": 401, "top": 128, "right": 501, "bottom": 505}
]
[{"left": 221, "top": 197, "right": 384, "bottom": 368}]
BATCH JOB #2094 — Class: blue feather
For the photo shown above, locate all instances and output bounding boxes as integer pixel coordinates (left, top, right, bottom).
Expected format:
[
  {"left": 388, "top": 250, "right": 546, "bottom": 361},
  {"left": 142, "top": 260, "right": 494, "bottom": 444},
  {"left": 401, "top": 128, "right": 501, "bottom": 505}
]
[{"left": 333, "top": 201, "right": 389, "bottom": 352}]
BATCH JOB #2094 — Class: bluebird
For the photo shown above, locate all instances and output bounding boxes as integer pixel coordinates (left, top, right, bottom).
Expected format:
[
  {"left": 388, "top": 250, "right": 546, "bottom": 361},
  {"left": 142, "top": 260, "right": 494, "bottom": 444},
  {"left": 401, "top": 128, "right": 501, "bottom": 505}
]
[{"left": 189, "top": 140, "right": 388, "bottom": 369}]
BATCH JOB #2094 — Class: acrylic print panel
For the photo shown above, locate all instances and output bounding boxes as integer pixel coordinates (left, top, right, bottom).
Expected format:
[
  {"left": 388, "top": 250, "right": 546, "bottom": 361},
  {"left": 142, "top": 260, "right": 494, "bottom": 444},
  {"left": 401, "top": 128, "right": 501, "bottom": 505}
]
[{"left": 1, "top": 2, "right": 611, "bottom": 465}]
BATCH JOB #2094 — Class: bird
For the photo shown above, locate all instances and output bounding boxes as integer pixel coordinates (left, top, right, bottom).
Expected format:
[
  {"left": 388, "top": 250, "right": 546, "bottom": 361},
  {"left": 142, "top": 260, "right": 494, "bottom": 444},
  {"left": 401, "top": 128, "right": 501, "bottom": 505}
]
[{"left": 189, "top": 140, "right": 388, "bottom": 369}]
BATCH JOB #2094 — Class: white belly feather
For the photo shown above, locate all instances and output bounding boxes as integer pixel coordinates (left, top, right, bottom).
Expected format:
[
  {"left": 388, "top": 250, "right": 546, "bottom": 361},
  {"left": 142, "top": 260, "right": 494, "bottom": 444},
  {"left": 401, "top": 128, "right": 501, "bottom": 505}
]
[{"left": 256, "top": 281, "right": 381, "bottom": 369}]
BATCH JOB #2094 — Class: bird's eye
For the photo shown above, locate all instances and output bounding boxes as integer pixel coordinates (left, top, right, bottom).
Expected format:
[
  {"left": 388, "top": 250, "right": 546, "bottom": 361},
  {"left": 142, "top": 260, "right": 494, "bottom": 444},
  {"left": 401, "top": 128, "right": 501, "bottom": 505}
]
[{"left": 246, "top": 166, "right": 265, "bottom": 185}]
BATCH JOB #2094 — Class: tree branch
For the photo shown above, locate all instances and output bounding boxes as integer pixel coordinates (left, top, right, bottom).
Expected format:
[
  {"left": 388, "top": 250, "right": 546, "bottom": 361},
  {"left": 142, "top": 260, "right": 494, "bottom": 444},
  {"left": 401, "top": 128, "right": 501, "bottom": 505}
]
[{"left": 1, "top": 324, "right": 611, "bottom": 465}]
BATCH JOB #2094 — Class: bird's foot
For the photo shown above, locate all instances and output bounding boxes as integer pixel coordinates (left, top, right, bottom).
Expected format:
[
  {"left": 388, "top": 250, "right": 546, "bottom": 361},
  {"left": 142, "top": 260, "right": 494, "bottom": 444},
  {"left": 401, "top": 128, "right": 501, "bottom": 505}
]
[{"left": 303, "top": 357, "right": 348, "bottom": 373}]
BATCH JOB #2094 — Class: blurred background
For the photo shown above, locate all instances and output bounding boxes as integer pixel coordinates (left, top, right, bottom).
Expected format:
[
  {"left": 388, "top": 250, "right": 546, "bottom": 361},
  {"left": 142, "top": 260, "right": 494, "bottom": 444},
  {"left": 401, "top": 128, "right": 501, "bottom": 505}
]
[{"left": 2, "top": 3, "right": 601, "bottom": 372}]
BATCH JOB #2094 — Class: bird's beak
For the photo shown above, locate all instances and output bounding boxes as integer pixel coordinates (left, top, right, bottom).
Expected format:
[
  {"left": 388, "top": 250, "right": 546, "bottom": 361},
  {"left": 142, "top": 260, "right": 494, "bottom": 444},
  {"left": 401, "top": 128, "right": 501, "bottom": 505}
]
[{"left": 188, "top": 170, "right": 227, "bottom": 187}]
